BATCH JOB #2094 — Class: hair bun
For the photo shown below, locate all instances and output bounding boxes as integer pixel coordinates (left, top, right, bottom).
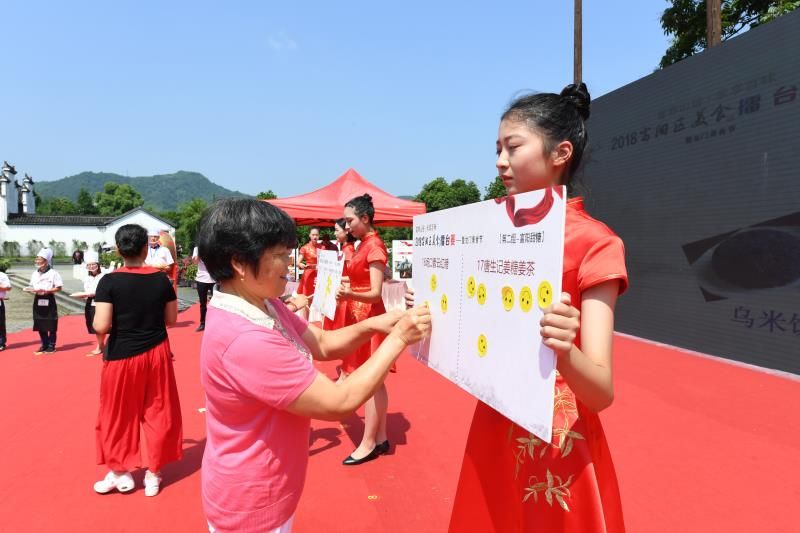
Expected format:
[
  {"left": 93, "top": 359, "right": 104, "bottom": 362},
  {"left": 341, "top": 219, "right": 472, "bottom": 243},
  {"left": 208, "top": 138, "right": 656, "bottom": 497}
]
[
  {"left": 560, "top": 83, "right": 591, "bottom": 121},
  {"left": 361, "top": 194, "right": 373, "bottom": 202}
]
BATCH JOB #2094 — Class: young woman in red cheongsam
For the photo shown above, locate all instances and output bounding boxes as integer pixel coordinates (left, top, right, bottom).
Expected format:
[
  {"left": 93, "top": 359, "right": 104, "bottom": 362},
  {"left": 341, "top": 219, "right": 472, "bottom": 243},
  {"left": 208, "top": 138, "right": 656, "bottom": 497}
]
[
  {"left": 448, "top": 83, "right": 629, "bottom": 532},
  {"left": 297, "top": 227, "right": 321, "bottom": 297},
  {"left": 336, "top": 195, "right": 393, "bottom": 466},
  {"left": 323, "top": 219, "right": 357, "bottom": 332}
]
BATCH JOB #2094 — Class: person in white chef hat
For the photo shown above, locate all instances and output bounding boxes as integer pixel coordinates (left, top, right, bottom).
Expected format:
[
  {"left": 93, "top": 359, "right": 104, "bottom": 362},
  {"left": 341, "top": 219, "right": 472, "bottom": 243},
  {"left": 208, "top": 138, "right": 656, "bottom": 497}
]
[
  {"left": 144, "top": 228, "right": 174, "bottom": 272},
  {"left": 28, "top": 247, "right": 63, "bottom": 355},
  {"left": 71, "top": 250, "right": 107, "bottom": 356}
]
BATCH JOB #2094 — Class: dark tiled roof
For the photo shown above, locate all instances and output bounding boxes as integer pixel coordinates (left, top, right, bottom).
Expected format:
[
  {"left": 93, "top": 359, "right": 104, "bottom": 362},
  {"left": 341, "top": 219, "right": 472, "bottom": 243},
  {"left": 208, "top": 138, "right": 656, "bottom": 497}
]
[
  {"left": 5, "top": 207, "right": 175, "bottom": 228},
  {"left": 6, "top": 214, "right": 115, "bottom": 226}
]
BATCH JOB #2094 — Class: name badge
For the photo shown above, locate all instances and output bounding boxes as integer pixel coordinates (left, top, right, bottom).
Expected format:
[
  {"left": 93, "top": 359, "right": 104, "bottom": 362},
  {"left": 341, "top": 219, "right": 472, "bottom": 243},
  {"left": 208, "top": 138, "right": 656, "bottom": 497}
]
[{"left": 38, "top": 299, "right": 50, "bottom": 307}]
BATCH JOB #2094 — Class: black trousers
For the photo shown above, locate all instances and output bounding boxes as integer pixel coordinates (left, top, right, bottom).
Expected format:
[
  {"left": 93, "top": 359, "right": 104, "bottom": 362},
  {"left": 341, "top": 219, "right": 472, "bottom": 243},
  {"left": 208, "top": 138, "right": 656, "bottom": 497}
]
[
  {"left": 0, "top": 300, "right": 6, "bottom": 346},
  {"left": 196, "top": 282, "right": 215, "bottom": 325}
]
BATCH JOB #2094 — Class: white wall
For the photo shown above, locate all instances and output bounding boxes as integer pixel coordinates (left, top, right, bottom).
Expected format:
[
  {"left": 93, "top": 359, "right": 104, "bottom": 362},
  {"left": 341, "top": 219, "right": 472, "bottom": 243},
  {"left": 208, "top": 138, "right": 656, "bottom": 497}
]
[
  {"left": 1, "top": 210, "right": 175, "bottom": 256},
  {"left": 3, "top": 225, "right": 106, "bottom": 256},
  {"left": 105, "top": 211, "right": 174, "bottom": 237}
]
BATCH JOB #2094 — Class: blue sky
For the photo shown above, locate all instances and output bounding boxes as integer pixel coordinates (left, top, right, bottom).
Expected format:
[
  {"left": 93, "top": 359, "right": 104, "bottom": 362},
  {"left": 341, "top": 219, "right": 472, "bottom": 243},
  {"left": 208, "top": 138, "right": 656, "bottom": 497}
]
[{"left": 1, "top": 0, "right": 671, "bottom": 198}]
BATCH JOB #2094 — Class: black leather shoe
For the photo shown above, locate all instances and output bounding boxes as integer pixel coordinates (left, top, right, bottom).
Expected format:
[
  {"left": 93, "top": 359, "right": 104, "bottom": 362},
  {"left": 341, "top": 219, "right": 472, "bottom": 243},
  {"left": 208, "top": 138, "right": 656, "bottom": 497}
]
[
  {"left": 342, "top": 447, "right": 381, "bottom": 466},
  {"left": 195, "top": 324, "right": 205, "bottom": 332},
  {"left": 375, "top": 440, "right": 390, "bottom": 455}
]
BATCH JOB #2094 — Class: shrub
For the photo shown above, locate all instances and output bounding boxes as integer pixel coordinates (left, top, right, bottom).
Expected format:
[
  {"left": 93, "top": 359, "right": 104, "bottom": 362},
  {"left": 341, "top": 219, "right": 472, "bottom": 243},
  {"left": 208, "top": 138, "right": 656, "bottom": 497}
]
[
  {"left": 26, "top": 240, "right": 44, "bottom": 256},
  {"left": 48, "top": 240, "right": 67, "bottom": 257},
  {"left": 100, "top": 250, "right": 123, "bottom": 268},
  {"left": 1, "top": 241, "right": 20, "bottom": 257},
  {"left": 0, "top": 259, "right": 10, "bottom": 272},
  {"left": 183, "top": 262, "right": 198, "bottom": 282}
]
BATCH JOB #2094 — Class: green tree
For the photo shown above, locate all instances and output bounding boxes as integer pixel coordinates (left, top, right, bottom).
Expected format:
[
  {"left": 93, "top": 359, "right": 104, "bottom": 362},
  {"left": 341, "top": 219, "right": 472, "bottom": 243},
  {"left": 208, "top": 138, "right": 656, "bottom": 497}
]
[
  {"left": 660, "top": 0, "right": 800, "bottom": 68},
  {"left": 415, "top": 177, "right": 481, "bottom": 212},
  {"left": 174, "top": 198, "right": 209, "bottom": 252},
  {"left": 256, "top": 190, "right": 277, "bottom": 200},
  {"left": 380, "top": 226, "right": 413, "bottom": 257},
  {"left": 157, "top": 209, "right": 180, "bottom": 227},
  {"left": 38, "top": 196, "right": 78, "bottom": 215},
  {"left": 76, "top": 187, "right": 98, "bottom": 215},
  {"left": 94, "top": 182, "right": 144, "bottom": 216},
  {"left": 483, "top": 176, "right": 507, "bottom": 200}
]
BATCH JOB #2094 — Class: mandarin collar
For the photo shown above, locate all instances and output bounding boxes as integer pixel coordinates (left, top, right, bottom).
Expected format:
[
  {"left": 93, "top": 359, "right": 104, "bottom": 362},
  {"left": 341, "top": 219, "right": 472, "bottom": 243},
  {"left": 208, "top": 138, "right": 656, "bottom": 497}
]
[{"left": 567, "top": 197, "right": 584, "bottom": 211}]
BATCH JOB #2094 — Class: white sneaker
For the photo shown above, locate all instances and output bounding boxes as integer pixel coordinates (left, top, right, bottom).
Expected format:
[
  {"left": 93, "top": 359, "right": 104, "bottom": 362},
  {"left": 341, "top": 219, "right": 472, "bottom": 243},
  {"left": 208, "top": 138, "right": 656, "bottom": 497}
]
[
  {"left": 144, "top": 470, "right": 162, "bottom": 497},
  {"left": 94, "top": 471, "right": 135, "bottom": 494}
]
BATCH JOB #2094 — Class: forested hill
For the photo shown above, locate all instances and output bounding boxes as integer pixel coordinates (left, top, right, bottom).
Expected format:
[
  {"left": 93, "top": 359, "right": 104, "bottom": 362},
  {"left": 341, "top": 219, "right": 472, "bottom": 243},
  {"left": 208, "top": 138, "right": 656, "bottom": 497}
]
[{"left": 35, "top": 170, "right": 250, "bottom": 211}]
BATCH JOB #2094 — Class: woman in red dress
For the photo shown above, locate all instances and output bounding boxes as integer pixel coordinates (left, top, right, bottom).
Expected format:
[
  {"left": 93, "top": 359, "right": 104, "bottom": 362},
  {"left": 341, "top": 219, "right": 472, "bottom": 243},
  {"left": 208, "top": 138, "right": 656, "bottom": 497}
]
[
  {"left": 297, "top": 227, "right": 321, "bottom": 297},
  {"left": 336, "top": 195, "right": 392, "bottom": 466},
  {"left": 323, "top": 218, "right": 357, "bottom": 332},
  {"left": 448, "top": 84, "right": 628, "bottom": 532}
]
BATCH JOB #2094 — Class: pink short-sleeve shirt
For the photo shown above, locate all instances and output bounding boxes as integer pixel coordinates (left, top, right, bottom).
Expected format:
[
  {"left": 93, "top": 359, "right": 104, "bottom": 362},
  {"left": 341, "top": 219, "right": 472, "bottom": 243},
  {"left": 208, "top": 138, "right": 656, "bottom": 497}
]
[{"left": 200, "top": 292, "right": 317, "bottom": 533}]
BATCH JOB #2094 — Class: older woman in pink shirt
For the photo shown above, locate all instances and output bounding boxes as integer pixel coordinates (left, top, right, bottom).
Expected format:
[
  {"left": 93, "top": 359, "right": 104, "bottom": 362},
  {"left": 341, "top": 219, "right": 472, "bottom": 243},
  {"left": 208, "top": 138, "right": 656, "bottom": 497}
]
[{"left": 197, "top": 199, "right": 430, "bottom": 533}]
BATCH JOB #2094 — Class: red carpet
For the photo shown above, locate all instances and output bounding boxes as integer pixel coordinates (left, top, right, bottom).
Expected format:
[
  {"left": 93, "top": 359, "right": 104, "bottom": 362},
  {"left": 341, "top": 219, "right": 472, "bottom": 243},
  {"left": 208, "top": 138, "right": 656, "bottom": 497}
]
[{"left": 0, "top": 306, "right": 797, "bottom": 532}]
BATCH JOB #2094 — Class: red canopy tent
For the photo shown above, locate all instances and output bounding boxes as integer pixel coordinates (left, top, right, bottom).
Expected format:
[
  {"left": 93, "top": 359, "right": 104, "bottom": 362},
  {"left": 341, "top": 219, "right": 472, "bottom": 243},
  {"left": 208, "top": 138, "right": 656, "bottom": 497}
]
[{"left": 264, "top": 168, "right": 425, "bottom": 226}]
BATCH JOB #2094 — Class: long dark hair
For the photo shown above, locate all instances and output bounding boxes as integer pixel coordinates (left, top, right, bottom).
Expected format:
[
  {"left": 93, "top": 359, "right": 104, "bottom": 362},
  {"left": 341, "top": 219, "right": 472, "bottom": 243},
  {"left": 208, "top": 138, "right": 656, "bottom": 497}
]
[
  {"left": 335, "top": 218, "right": 356, "bottom": 244},
  {"left": 344, "top": 194, "right": 375, "bottom": 224},
  {"left": 502, "top": 83, "right": 591, "bottom": 195}
]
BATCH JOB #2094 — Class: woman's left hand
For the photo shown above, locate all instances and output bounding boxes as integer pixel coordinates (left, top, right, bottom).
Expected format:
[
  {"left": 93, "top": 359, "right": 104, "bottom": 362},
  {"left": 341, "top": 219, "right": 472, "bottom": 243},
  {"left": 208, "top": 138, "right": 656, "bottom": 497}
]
[
  {"left": 404, "top": 286, "right": 415, "bottom": 309},
  {"left": 287, "top": 294, "right": 309, "bottom": 311},
  {"left": 335, "top": 277, "right": 351, "bottom": 301},
  {"left": 540, "top": 292, "right": 581, "bottom": 356}
]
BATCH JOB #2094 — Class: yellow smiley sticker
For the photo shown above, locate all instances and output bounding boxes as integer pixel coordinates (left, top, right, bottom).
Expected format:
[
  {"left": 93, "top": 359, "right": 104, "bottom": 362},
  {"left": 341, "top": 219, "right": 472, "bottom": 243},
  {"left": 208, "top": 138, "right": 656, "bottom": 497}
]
[
  {"left": 466, "top": 275, "right": 476, "bottom": 298},
  {"left": 477, "top": 333, "right": 488, "bottom": 357},
  {"left": 325, "top": 275, "right": 333, "bottom": 296},
  {"left": 477, "top": 283, "right": 487, "bottom": 305},
  {"left": 537, "top": 280, "right": 553, "bottom": 309},
  {"left": 440, "top": 293, "right": 448, "bottom": 313},
  {"left": 430, "top": 274, "right": 437, "bottom": 292},
  {"left": 501, "top": 286, "right": 515, "bottom": 312},
  {"left": 519, "top": 286, "right": 533, "bottom": 312}
]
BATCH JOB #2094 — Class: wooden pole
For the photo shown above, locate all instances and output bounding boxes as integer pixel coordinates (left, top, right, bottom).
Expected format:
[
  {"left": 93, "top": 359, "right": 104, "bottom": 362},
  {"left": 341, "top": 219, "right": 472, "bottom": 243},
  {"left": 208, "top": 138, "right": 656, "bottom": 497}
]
[
  {"left": 574, "top": 0, "right": 582, "bottom": 84},
  {"left": 706, "top": 0, "right": 721, "bottom": 47}
]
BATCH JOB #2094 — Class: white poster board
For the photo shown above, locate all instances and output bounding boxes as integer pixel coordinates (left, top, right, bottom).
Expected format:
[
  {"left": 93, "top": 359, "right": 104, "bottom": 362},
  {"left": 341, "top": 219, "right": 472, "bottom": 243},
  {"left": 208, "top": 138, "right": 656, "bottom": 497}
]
[
  {"left": 412, "top": 186, "right": 566, "bottom": 441},
  {"left": 311, "top": 250, "right": 345, "bottom": 320},
  {"left": 392, "top": 240, "right": 413, "bottom": 280}
]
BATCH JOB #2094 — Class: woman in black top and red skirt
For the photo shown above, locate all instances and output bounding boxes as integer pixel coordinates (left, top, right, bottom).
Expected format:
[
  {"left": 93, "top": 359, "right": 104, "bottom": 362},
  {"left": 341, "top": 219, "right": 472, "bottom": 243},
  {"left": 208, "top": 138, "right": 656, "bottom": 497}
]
[{"left": 92, "top": 224, "right": 183, "bottom": 497}]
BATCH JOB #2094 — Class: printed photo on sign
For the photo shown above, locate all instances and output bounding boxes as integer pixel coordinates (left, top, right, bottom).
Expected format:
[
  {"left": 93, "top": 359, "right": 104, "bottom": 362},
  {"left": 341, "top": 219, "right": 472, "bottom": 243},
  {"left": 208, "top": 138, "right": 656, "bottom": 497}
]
[{"left": 392, "top": 240, "right": 413, "bottom": 280}]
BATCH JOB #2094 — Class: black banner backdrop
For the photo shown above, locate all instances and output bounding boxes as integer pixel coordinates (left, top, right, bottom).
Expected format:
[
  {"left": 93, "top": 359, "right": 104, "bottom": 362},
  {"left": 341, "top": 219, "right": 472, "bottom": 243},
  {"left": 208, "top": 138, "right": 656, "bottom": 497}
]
[{"left": 584, "top": 11, "right": 800, "bottom": 374}]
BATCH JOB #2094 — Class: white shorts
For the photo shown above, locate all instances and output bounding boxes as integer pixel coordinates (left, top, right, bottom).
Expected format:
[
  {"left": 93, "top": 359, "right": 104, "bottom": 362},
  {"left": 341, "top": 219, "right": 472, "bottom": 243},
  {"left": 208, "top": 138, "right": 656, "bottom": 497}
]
[{"left": 208, "top": 514, "right": 294, "bottom": 533}]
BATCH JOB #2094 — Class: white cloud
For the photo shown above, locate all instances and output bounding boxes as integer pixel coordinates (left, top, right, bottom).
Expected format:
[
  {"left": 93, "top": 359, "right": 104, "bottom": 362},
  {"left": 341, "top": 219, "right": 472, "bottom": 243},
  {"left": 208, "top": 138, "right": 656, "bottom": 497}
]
[{"left": 268, "top": 33, "right": 297, "bottom": 51}]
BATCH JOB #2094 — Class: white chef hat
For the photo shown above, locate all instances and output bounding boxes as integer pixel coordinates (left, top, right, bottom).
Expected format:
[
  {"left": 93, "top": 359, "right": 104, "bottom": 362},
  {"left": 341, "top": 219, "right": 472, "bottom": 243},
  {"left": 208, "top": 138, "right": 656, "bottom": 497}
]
[
  {"left": 147, "top": 227, "right": 161, "bottom": 237},
  {"left": 84, "top": 251, "right": 100, "bottom": 264},
  {"left": 37, "top": 247, "right": 53, "bottom": 263}
]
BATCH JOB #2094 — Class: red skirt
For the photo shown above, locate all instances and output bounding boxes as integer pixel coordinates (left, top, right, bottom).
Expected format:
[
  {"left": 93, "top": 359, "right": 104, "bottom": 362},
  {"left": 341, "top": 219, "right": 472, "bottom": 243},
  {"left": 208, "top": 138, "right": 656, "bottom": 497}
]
[
  {"left": 323, "top": 298, "right": 348, "bottom": 330},
  {"left": 95, "top": 337, "right": 183, "bottom": 472},
  {"left": 340, "top": 296, "right": 394, "bottom": 374},
  {"left": 448, "top": 378, "right": 625, "bottom": 532},
  {"left": 298, "top": 267, "right": 317, "bottom": 296}
]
